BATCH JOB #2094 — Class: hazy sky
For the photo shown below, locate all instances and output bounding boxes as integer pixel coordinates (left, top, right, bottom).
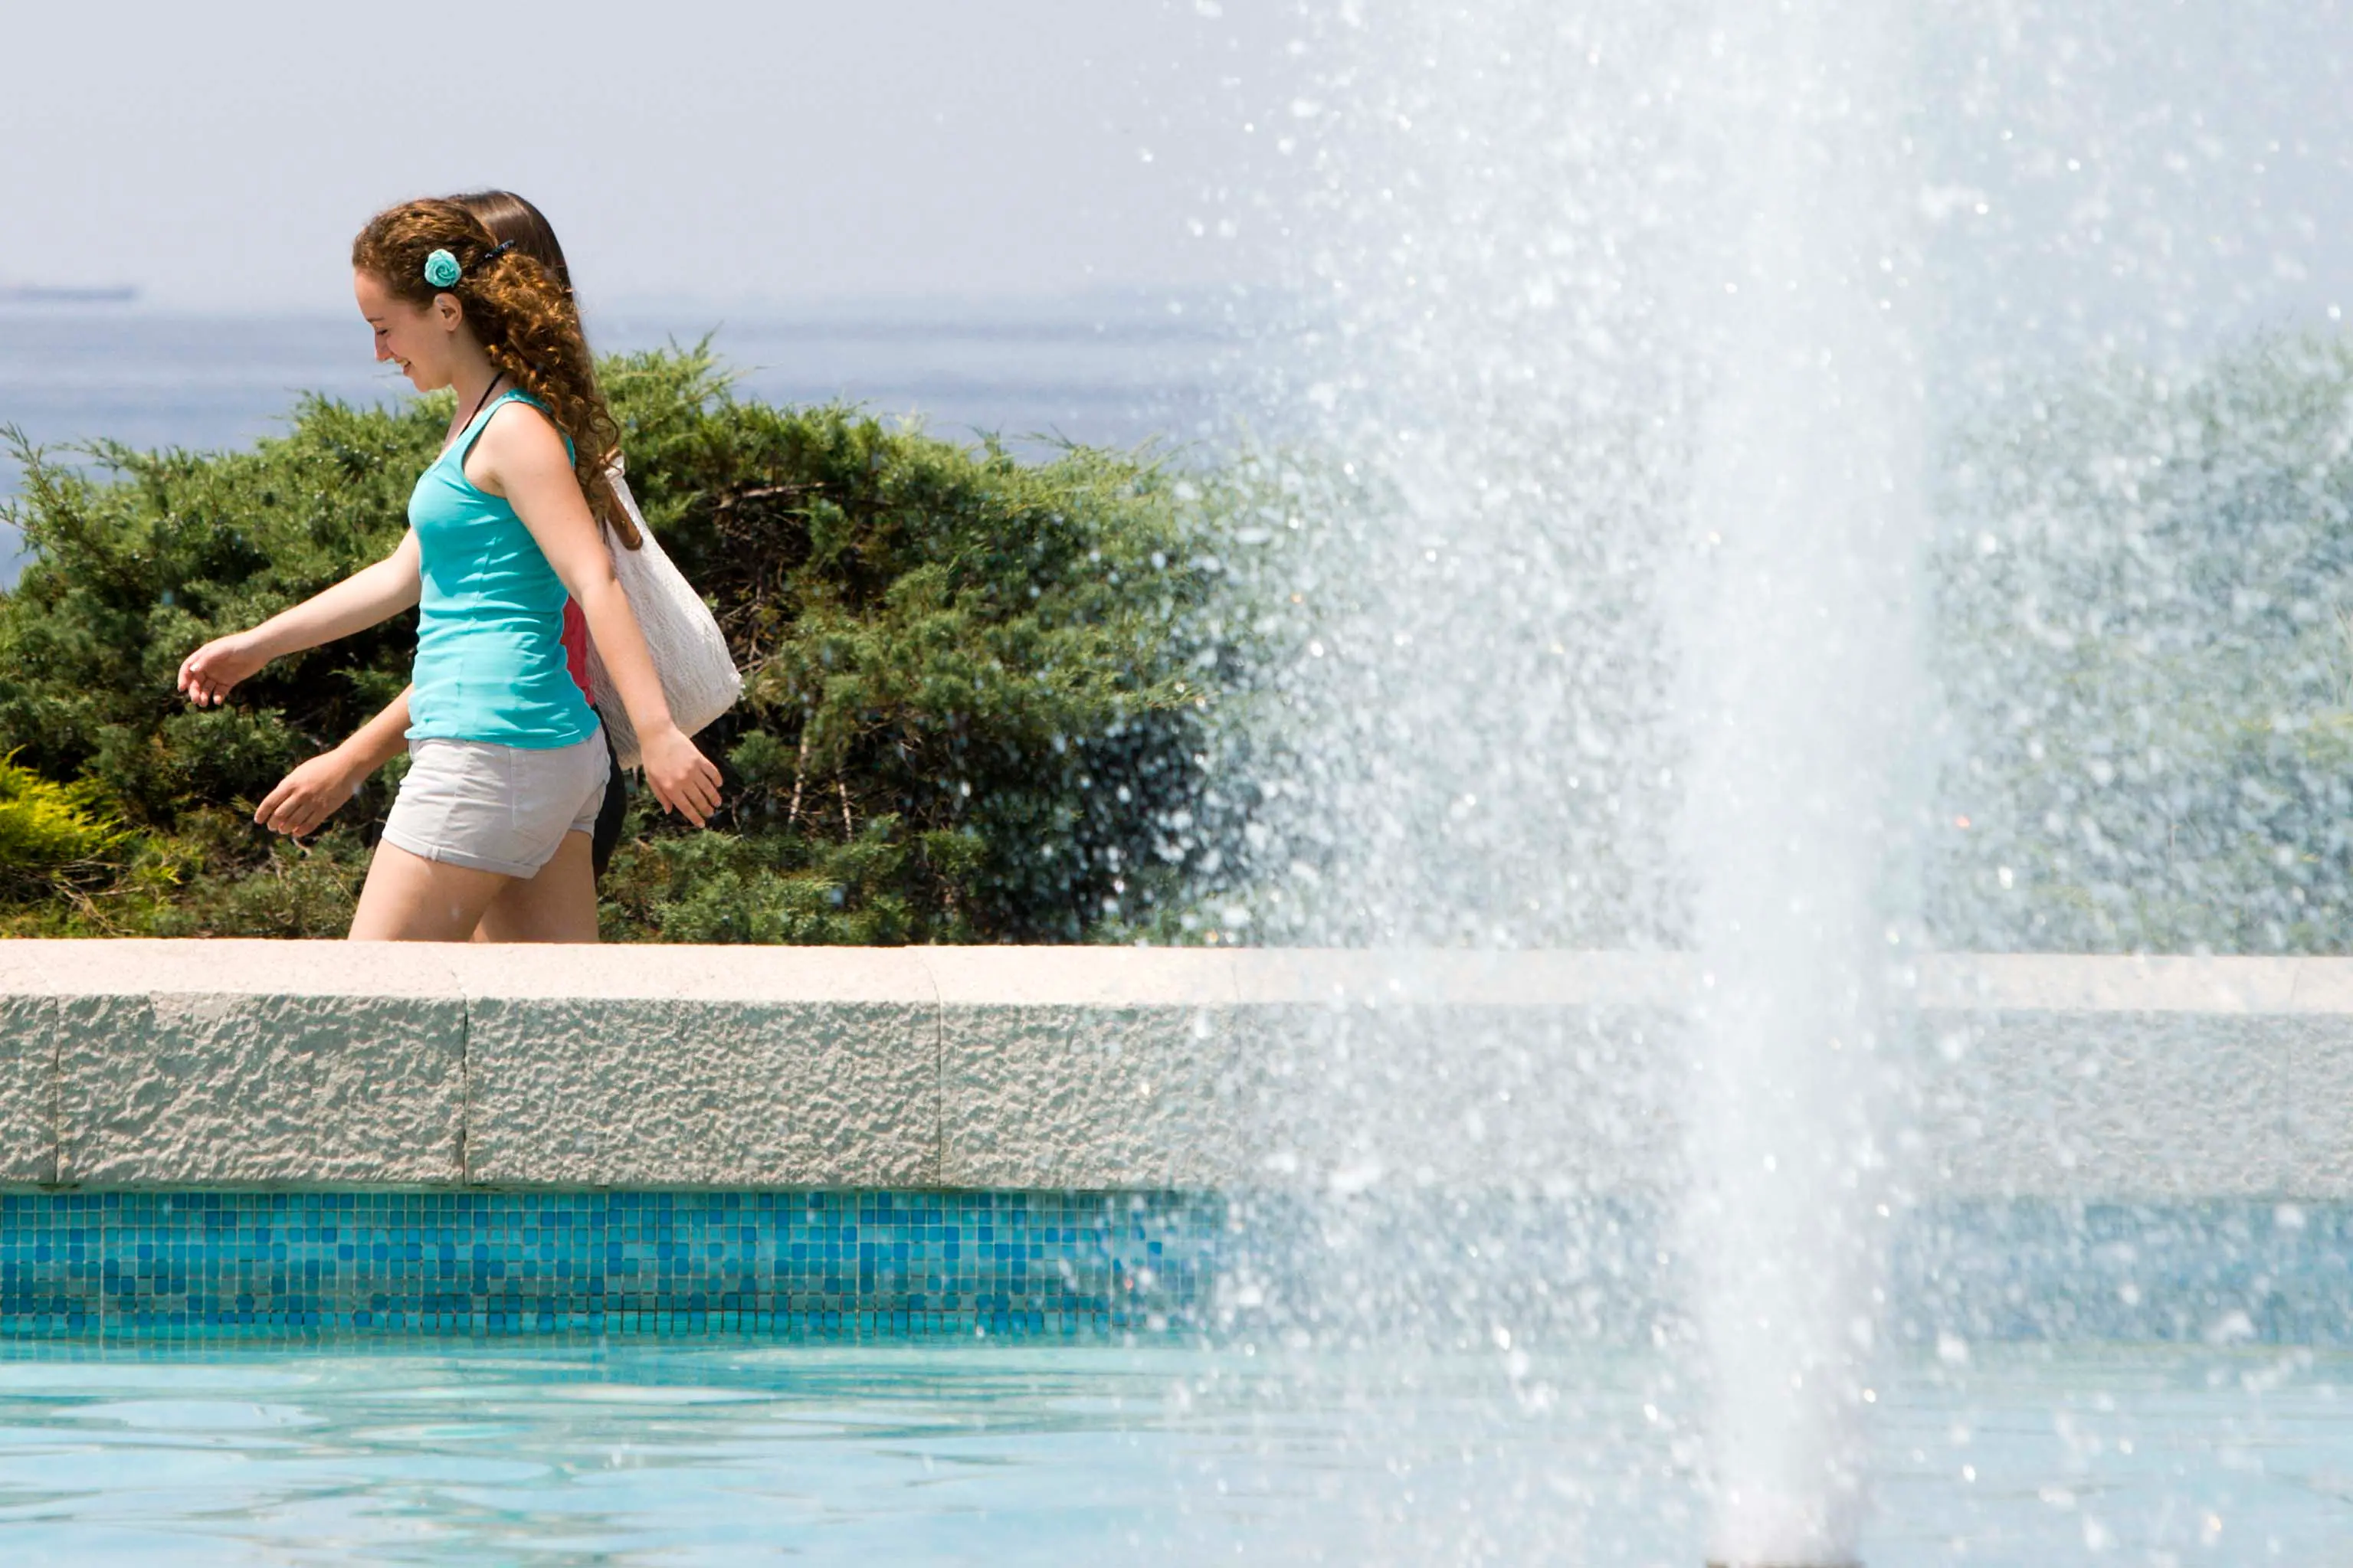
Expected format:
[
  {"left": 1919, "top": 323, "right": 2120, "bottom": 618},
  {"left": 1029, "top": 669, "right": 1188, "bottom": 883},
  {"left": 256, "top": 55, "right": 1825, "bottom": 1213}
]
[
  {"left": 5, "top": 0, "right": 2350, "bottom": 352},
  {"left": 1, "top": 0, "right": 1305, "bottom": 312}
]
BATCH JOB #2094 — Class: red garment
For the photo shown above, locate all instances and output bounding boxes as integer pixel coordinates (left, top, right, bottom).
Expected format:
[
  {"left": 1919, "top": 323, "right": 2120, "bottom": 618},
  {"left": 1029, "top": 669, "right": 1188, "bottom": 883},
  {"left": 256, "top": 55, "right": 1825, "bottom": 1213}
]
[{"left": 559, "top": 599, "right": 593, "bottom": 700}]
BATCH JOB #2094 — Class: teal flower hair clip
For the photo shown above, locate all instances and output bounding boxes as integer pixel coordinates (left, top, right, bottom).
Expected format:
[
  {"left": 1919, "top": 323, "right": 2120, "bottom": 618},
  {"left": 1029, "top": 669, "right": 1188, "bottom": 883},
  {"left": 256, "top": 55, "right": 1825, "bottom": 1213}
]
[{"left": 422, "top": 249, "right": 461, "bottom": 290}]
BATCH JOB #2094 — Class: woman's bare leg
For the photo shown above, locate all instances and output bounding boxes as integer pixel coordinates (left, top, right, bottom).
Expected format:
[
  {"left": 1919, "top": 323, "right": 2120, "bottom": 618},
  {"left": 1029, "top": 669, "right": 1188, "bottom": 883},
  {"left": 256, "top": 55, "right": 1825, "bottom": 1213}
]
[
  {"left": 468, "top": 832, "right": 600, "bottom": 944},
  {"left": 349, "top": 841, "right": 512, "bottom": 941}
]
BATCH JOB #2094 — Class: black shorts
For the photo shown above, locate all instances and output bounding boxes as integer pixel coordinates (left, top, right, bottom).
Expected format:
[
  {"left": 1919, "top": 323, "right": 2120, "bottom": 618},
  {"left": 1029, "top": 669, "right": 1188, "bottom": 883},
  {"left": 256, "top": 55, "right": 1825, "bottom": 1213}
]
[{"left": 590, "top": 716, "right": 627, "bottom": 879}]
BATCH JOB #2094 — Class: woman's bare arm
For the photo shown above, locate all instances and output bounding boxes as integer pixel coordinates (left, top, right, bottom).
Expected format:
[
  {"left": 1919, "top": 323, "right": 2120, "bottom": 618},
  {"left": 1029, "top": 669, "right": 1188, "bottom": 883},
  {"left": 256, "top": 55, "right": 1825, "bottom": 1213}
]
[
  {"left": 474, "top": 407, "right": 722, "bottom": 825},
  {"left": 254, "top": 686, "right": 416, "bottom": 837},
  {"left": 179, "top": 532, "right": 423, "bottom": 707}
]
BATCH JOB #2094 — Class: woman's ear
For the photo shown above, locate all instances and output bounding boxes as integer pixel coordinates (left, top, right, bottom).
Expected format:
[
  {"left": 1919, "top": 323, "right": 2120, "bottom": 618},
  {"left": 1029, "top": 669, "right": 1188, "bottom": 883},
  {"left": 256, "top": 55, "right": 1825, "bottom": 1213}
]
[{"left": 434, "top": 293, "right": 465, "bottom": 333}]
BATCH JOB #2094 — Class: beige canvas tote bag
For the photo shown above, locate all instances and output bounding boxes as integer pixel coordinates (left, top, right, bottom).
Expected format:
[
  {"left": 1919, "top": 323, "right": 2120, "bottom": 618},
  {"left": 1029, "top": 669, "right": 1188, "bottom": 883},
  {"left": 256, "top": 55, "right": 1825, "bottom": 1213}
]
[{"left": 585, "top": 462, "right": 744, "bottom": 768}]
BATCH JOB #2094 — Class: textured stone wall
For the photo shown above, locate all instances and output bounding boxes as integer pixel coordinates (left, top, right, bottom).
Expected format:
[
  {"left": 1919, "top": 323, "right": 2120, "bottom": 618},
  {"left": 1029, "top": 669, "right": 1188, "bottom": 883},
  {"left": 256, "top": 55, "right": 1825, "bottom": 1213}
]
[{"left": 0, "top": 941, "right": 2341, "bottom": 1198}]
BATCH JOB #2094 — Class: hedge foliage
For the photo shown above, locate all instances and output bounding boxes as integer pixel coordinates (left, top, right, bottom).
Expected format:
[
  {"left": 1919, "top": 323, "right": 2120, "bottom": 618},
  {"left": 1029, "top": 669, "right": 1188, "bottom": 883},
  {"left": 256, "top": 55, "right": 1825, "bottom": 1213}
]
[
  {"left": 0, "top": 346, "right": 1247, "bottom": 941},
  {"left": 12, "top": 326, "right": 2351, "bottom": 954},
  {"left": 1931, "top": 330, "right": 2353, "bottom": 953}
]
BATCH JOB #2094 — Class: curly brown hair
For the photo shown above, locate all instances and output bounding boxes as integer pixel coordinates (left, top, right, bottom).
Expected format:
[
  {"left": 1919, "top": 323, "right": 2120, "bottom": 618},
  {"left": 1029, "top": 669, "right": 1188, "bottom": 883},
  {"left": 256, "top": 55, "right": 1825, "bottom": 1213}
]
[
  {"left": 352, "top": 198, "right": 637, "bottom": 546},
  {"left": 450, "top": 189, "right": 575, "bottom": 296}
]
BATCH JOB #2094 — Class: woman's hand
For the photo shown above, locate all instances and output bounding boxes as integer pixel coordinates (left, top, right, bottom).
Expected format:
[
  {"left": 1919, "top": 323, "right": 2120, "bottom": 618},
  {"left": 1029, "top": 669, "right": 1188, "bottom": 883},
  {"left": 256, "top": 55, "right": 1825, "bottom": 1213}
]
[
  {"left": 638, "top": 724, "right": 723, "bottom": 827},
  {"left": 254, "top": 748, "right": 367, "bottom": 838},
  {"left": 178, "top": 632, "right": 268, "bottom": 708}
]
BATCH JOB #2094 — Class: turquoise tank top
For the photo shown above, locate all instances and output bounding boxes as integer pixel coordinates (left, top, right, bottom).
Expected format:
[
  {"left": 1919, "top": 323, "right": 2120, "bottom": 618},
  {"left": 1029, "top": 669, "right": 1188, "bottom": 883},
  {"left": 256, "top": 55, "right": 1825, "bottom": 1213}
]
[{"left": 406, "top": 391, "right": 600, "bottom": 749}]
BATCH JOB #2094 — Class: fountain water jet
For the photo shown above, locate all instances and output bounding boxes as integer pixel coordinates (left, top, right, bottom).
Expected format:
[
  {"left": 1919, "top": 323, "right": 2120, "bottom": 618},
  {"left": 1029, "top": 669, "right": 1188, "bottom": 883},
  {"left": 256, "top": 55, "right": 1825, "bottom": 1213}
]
[
  {"left": 1255, "top": 2, "right": 1925, "bottom": 1561},
  {"left": 1674, "top": 3, "right": 1922, "bottom": 1563}
]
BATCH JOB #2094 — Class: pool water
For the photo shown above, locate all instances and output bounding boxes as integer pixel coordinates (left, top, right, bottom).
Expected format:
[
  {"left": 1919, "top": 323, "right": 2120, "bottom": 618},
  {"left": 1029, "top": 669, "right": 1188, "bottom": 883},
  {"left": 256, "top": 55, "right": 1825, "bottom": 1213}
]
[{"left": 0, "top": 1337, "right": 2333, "bottom": 1564}]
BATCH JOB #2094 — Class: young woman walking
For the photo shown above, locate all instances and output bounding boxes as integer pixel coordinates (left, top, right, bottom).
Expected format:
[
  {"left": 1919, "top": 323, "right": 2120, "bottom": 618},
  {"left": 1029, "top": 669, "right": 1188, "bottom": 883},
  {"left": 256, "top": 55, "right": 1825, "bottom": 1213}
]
[
  {"left": 234, "top": 192, "right": 635, "bottom": 938},
  {"left": 176, "top": 197, "right": 721, "bottom": 941}
]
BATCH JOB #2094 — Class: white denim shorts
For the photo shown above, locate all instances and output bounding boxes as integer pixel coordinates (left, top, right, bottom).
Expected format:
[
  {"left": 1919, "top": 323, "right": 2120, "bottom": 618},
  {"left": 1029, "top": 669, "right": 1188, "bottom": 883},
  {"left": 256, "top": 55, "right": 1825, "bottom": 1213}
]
[{"left": 382, "top": 732, "right": 608, "bottom": 878}]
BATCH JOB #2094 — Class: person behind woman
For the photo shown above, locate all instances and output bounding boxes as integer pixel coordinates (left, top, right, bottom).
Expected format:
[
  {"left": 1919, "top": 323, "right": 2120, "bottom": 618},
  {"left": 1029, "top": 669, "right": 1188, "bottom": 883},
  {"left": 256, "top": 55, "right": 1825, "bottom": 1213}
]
[
  {"left": 241, "top": 191, "right": 634, "bottom": 938},
  {"left": 176, "top": 198, "right": 721, "bottom": 941}
]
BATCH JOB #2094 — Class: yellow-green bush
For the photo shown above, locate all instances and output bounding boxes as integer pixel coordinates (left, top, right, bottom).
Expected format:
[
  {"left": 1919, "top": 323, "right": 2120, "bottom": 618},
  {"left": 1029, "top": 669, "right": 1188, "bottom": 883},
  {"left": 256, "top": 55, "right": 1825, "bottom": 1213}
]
[{"left": 0, "top": 752, "right": 123, "bottom": 891}]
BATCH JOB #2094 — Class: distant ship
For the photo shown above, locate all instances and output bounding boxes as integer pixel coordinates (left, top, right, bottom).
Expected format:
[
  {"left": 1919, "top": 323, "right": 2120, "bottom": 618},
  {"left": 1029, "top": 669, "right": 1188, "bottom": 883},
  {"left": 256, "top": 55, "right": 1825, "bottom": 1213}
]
[{"left": 0, "top": 283, "right": 137, "bottom": 305}]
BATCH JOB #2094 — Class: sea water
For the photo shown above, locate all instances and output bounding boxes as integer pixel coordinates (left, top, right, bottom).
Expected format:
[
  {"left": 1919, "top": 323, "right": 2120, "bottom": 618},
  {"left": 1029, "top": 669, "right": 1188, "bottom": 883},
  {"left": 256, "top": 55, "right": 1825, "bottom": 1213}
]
[{"left": 0, "top": 291, "right": 1260, "bottom": 576}]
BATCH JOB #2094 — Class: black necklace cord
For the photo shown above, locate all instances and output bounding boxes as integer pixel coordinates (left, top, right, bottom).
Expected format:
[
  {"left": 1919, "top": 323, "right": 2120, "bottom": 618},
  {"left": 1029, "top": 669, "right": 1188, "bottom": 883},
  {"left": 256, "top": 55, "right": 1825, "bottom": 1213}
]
[
  {"left": 462, "top": 372, "right": 507, "bottom": 427},
  {"left": 445, "top": 372, "right": 507, "bottom": 453}
]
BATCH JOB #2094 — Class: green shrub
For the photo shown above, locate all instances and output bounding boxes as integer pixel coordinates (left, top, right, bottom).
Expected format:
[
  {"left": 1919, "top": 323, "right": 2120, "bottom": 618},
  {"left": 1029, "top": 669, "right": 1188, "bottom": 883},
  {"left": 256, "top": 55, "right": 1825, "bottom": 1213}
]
[
  {"left": 1932, "top": 330, "right": 2353, "bottom": 952},
  {"left": 0, "top": 751, "right": 123, "bottom": 893},
  {"left": 0, "top": 346, "right": 1247, "bottom": 941}
]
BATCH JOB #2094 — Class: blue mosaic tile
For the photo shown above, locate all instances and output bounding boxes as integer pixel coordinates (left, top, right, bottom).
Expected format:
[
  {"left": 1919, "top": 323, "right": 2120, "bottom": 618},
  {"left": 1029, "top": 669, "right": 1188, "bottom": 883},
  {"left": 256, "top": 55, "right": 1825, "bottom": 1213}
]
[
  {"left": 1889, "top": 1199, "right": 2353, "bottom": 1347},
  {"left": 0, "top": 1190, "right": 1222, "bottom": 1339}
]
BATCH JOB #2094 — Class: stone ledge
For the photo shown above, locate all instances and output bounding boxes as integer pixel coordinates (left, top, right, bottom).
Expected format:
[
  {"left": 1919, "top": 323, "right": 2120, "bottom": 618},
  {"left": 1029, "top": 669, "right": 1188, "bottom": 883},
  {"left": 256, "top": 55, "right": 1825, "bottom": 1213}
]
[{"left": 0, "top": 941, "right": 2346, "bottom": 1197}]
